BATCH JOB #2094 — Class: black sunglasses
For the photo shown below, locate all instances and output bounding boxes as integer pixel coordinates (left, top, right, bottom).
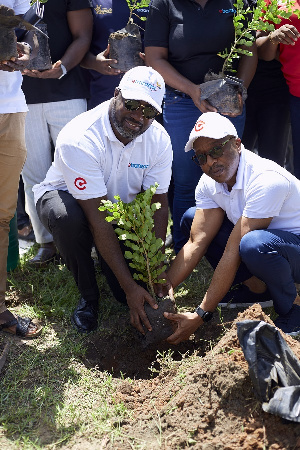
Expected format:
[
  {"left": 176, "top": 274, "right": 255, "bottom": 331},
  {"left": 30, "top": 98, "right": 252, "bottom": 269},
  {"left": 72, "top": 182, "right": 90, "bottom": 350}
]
[
  {"left": 123, "top": 99, "right": 160, "bottom": 119},
  {"left": 191, "top": 137, "right": 235, "bottom": 166}
]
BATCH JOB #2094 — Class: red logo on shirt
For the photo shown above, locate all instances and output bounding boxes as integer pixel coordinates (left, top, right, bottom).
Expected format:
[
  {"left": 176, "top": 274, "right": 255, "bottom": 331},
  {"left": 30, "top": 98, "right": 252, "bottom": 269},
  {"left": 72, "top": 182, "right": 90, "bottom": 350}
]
[
  {"left": 74, "top": 177, "right": 87, "bottom": 190},
  {"left": 195, "top": 120, "right": 205, "bottom": 132}
]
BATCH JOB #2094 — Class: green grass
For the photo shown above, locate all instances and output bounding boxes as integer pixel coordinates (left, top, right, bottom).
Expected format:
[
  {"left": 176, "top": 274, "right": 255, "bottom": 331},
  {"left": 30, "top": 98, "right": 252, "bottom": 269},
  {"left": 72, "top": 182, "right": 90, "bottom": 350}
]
[{"left": 0, "top": 239, "right": 282, "bottom": 449}]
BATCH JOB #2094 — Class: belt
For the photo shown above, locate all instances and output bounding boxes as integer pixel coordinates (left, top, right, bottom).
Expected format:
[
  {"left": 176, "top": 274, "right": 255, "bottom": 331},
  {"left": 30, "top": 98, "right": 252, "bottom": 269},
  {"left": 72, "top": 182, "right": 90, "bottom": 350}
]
[{"left": 166, "top": 86, "right": 192, "bottom": 99}]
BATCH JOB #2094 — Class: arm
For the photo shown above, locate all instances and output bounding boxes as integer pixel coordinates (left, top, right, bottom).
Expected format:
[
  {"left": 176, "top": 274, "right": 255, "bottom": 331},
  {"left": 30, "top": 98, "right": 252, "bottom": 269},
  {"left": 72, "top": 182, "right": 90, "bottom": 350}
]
[
  {"left": 236, "top": 42, "right": 258, "bottom": 89},
  {"left": 166, "top": 215, "right": 272, "bottom": 344},
  {"left": 0, "top": 29, "right": 39, "bottom": 72},
  {"left": 257, "top": 25, "right": 299, "bottom": 61},
  {"left": 145, "top": 46, "right": 217, "bottom": 113},
  {"left": 167, "top": 208, "right": 225, "bottom": 289},
  {"left": 77, "top": 197, "right": 158, "bottom": 334},
  {"left": 23, "top": 8, "right": 93, "bottom": 79},
  {"left": 81, "top": 44, "right": 121, "bottom": 76}
]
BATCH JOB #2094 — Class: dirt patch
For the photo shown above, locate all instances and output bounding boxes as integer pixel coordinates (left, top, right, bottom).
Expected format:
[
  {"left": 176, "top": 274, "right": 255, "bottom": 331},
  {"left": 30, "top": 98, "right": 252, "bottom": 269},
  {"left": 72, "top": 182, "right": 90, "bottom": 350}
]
[{"left": 88, "top": 304, "right": 300, "bottom": 449}]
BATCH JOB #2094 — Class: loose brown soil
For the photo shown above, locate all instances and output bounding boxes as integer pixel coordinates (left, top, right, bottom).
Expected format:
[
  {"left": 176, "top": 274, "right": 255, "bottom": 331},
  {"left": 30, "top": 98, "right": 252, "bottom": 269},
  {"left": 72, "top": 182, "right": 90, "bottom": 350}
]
[{"left": 82, "top": 304, "right": 300, "bottom": 449}]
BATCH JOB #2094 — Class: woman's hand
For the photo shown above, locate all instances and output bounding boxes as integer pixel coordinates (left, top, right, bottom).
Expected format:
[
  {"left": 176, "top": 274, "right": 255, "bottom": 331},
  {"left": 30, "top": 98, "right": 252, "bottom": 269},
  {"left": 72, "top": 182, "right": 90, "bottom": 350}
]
[{"left": 269, "top": 24, "right": 299, "bottom": 46}]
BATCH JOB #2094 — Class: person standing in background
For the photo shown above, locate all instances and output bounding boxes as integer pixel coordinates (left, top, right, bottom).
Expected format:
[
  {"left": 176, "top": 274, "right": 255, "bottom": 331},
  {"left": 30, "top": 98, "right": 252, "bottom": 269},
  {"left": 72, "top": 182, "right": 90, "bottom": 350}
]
[
  {"left": 144, "top": 0, "right": 257, "bottom": 254},
  {"left": 81, "top": 0, "right": 149, "bottom": 108},
  {"left": 21, "top": 0, "right": 93, "bottom": 266},
  {"left": 0, "top": 0, "right": 41, "bottom": 338}
]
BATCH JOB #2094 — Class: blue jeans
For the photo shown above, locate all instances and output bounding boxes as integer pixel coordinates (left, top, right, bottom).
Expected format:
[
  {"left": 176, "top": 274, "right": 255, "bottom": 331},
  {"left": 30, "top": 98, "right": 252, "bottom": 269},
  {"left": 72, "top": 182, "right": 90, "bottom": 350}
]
[
  {"left": 163, "top": 89, "right": 246, "bottom": 253},
  {"left": 181, "top": 207, "right": 300, "bottom": 316},
  {"left": 289, "top": 94, "right": 300, "bottom": 179}
]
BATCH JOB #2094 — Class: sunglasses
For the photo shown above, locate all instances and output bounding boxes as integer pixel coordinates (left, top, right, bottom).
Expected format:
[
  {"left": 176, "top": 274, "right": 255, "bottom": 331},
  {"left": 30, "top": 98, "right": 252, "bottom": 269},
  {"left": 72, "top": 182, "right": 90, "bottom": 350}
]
[
  {"left": 124, "top": 99, "right": 160, "bottom": 119},
  {"left": 191, "top": 137, "right": 235, "bottom": 166}
]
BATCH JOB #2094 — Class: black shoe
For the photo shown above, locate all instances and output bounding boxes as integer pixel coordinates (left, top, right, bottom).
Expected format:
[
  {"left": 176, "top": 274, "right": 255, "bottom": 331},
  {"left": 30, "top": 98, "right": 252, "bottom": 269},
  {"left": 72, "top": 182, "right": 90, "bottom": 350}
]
[
  {"left": 71, "top": 297, "right": 98, "bottom": 333},
  {"left": 27, "top": 243, "right": 57, "bottom": 267}
]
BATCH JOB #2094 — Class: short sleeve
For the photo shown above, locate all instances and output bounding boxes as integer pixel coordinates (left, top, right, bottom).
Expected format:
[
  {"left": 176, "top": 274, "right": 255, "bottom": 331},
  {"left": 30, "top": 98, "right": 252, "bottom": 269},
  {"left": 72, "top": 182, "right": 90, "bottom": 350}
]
[
  {"left": 58, "top": 140, "right": 107, "bottom": 201},
  {"left": 142, "top": 132, "right": 172, "bottom": 194},
  {"left": 243, "top": 172, "right": 290, "bottom": 219},
  {"left": 67, "top": 0, "right": 92, "bottom": 11},
  {"left": 144, "top": 0, "right": 170, "bottom": 48},
  {"left": 195, "top": 177, "right": 220, "bottom": 210}
]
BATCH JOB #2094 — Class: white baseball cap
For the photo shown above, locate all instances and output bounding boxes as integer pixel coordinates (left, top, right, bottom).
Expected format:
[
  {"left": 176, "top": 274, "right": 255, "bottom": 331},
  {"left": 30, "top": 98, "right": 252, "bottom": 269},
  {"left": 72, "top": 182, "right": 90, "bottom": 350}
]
[
  {"left": 185, "top": 112, "right": 238, "bottom": 152},
  {"left": 118, "top": 66, "right": 165, "bottom": 113}
]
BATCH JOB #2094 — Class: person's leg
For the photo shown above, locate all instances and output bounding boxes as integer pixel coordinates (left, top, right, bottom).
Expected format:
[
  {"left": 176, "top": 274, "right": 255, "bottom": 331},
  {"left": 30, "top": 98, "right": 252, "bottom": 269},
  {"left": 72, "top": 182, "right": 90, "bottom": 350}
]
[
  {"left": 23, "top": 100, "right": 87, "bottom": 265},
  {"left": 0, "top": 113, "right": 41, "bottom": 337},
  {"left": 163, "top": 93, "right": 202, "bottom": 254},
  {"left": 180, "top": 207, "right": 254, "bottom": 284},
  {"left": 37, "top": 190, "right": 99, "bottom": 303},
  {"left": 239, "top": 229, "right": 300, "bottom": 316},
  {"left": 289, "top": 94, "right": 300, "bottom": 179},
  {"left": 37, "top": 190, "right": 100, "bottom": 333},
  {"left": 0, "top": 112, "right": 26, "bottom": 314}
]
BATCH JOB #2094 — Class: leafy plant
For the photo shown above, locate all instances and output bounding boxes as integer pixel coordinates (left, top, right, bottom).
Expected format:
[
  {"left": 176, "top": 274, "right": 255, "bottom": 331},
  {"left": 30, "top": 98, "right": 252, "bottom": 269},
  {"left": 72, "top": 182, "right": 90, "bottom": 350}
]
[
  {"left": 126, "top": 0, "right": 150, "bottom": 24},
  {"left": 219, "top": 0, "right": 300, "bottom": 74},
  {"left": 99, "top": 183, "right": 166, "bottom": 300},
  {"left": 30, "top": 0, "right": 48, "bottom": 4}
]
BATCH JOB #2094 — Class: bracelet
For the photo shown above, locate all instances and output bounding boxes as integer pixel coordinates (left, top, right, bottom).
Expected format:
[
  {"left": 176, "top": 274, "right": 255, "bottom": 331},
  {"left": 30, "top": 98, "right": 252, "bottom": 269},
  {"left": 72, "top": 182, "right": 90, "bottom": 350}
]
[{"left": 268, "top": 32, "right": 277, "bottom": 45}]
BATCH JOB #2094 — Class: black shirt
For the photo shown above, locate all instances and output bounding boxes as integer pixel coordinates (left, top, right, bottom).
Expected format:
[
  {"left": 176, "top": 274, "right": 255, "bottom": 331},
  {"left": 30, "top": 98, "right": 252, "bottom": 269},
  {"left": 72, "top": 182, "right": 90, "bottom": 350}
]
[
  {"left": 22, "top": 0, "right": 92, "bottom": 104},
  {"left": 144, "top": 0, "right": 249, "bottom": 85}
]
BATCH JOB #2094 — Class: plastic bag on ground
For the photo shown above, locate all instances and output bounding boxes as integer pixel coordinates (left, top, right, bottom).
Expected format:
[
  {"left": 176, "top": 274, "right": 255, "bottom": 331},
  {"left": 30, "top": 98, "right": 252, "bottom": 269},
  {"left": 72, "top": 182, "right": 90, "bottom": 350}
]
[{"left": 237, "top": 320, "right": 300, "bottom": 422}]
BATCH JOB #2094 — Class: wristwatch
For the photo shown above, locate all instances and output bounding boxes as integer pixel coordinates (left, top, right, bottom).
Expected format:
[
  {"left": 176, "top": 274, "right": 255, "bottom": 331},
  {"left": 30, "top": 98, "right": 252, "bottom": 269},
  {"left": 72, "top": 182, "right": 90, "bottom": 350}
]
[
  {"left": 59, "top": 63, "right": 67, "bottom": 79},
  {"left": 195, "top": 306, "right": 213, "bottom": 322}
]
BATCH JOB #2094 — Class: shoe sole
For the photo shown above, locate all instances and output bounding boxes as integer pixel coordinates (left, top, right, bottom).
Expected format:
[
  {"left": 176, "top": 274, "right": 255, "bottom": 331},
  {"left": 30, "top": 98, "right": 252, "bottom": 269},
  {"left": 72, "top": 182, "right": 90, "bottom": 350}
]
[{"left": 219, "top": 300, "right": 273, "bottom": 309}]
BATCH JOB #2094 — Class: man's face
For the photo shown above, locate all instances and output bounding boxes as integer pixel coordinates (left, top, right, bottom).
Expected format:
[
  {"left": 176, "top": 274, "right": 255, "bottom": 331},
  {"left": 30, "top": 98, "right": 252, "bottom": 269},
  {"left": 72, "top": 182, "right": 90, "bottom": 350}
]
[
  {"left": 193, "top": 136, "right": 241, "bottom": 189},
  {"left": 109, "top": 89, "right": 155, "bottom": 144}
]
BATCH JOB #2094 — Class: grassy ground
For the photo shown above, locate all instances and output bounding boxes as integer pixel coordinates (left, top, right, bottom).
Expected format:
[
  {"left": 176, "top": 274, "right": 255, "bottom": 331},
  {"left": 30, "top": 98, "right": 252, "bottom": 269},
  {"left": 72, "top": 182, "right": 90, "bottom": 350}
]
[{"left": 0, "top": 243, "right": 214, "bottom": 449}]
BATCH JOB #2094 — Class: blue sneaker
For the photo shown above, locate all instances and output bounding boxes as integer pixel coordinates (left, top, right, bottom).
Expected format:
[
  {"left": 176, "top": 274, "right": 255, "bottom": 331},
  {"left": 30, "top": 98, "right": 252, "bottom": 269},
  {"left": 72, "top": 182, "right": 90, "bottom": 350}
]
[
  {"left": 219, "top": 284, "right": 273, "bottom": 309},
  {"left": 274, "top": 304, "right": 300, "bottom": 336}
]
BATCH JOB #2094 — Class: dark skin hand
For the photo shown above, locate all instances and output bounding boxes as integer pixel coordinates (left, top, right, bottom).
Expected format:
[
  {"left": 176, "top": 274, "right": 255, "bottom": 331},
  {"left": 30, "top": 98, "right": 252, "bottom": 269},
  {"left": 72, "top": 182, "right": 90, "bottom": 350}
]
[
  {"left": 22, "top": 8, "right": 93, "bottom": 79},
  {"left": 0, "top": 42, "right": 31, "bottom": 72}
]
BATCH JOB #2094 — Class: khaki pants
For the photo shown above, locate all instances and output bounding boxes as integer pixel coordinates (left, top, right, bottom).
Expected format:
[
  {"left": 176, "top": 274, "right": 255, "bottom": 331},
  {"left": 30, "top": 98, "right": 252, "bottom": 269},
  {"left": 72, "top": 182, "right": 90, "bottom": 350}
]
[{"left": 0, "top": 112, "right": 27, "bottom": 314}]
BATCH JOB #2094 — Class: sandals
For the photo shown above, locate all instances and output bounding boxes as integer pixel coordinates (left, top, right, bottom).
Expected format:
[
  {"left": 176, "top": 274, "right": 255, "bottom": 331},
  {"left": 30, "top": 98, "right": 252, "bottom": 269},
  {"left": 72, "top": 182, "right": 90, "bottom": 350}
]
[{"left": 0, "top": 316, "right": 42, "bottom": 339}]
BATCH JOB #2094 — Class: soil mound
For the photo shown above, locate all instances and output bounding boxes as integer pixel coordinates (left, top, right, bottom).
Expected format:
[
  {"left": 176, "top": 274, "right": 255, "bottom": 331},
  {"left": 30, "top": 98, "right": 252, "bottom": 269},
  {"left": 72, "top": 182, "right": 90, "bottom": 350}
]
[{"left": 109, "top": 304, "right": 300, "bottom": 449}]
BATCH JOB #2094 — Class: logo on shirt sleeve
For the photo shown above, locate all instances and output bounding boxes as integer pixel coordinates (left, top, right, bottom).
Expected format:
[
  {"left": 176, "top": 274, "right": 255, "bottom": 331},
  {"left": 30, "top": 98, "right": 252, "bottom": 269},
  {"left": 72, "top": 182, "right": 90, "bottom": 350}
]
[{"left": 74, "top": 177, "right": 87, "bottom": 190}]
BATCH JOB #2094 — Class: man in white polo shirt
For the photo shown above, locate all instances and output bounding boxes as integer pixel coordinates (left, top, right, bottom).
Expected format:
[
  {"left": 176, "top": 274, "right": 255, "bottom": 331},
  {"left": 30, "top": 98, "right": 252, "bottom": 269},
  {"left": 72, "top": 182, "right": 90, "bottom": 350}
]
[
  {"left": 164, "top": 112, "right": 300, "bottom": 344},
  {"left": 33, "top": 66, "right": 172, "bottom": 334}
]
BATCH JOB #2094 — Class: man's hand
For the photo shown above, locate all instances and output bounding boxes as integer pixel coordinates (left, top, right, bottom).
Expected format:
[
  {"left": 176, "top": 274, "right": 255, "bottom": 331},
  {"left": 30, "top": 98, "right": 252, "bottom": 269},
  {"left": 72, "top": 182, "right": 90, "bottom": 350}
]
[
  {"left": 93, "top": 45, "right": 121, "bottom": 75},
  {"left": 154, "top": 271, "right": 173, "bottom": 299},
  {"left": 0, "top": 42, "right": 31, "bottom": 72},
  {"left": 164, "top": 311, "right": 203, "bottom": 345},
  {"left": 22, "top": 60, "right": 66, "bottom": 79},
  {"left": 126, "top": 284, "right": 158, "bottom": 334}
]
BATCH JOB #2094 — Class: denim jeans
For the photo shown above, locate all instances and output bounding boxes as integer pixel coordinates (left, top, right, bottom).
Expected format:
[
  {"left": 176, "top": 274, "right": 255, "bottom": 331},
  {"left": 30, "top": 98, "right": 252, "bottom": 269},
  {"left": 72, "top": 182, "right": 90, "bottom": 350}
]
[
  {"left": 163, "top": 89, "right": 246, "bottom": 253},
  {"left": 181, "top": 207, "right": 300, "bottom": 316},
  {"left": 289, "top": 94, "right": 300, "bottom": 179}
]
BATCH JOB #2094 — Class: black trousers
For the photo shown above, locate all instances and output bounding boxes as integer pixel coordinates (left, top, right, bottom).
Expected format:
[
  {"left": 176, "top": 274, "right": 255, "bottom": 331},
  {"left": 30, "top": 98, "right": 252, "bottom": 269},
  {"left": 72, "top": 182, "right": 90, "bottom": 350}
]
[{"left": 36, "top": 190, "right": 130, "bottom": 306}]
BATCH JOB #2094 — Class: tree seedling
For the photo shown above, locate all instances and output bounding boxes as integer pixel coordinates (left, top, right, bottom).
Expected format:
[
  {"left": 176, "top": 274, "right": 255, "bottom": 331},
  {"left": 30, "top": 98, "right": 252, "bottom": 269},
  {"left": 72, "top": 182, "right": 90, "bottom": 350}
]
[
  {"left": 219, "top": 0, "right": 300, "bottom": 75},
  {"left": 99, "top": 183, "right": 166, "bottom": 300}
]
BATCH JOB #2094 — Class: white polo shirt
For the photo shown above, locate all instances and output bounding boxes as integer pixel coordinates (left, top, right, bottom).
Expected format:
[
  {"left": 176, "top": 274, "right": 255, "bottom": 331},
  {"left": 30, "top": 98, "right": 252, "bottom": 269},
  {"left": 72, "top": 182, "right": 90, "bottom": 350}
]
[
  {"left": 0, "top": 0, "right": 29, "bottom": 113},
  {"left": 33, "top": 100, "right": 172, "bottom": 204},
  {"left": 195, "top": 146, "right": 300, "bottom": 235}
]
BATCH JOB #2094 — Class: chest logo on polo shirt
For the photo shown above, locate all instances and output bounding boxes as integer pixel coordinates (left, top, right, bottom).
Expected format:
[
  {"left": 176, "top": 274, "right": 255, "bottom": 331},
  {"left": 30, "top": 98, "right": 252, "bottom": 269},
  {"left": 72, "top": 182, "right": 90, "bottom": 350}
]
[
  {"left": 128, "top": 162, "right": 149, "bottom": 169},
  {"left": 219, "top": 8, "right": 236, "bottom": 13},
  {"left": 74, "top": 177, "right": 87, "bottom": 190},
  {"left": 94, "top": 4, "right": 112, "bottom": 15},
  {"left": 195, "top": 120, "right": 205, "bottom": 132}
]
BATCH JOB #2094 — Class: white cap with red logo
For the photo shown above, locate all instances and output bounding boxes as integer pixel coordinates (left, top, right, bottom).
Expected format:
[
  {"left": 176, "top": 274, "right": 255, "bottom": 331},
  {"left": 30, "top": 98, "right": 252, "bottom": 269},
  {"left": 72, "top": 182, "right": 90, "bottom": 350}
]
[
  {"left": 185, "top": 112, "right": 238, "bottom": 152},
  {"left": 118, "top": 66, "right": 165, "bottom": 113}
]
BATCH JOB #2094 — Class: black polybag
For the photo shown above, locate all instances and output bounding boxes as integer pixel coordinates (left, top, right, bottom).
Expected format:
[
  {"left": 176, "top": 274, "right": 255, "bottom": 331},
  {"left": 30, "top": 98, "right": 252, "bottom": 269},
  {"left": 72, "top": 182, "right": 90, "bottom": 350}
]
[{"left": 237, "top": 320, "right": 300, "bottom": 422}]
